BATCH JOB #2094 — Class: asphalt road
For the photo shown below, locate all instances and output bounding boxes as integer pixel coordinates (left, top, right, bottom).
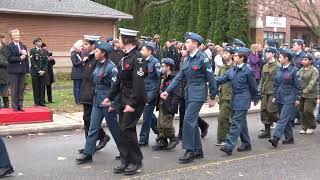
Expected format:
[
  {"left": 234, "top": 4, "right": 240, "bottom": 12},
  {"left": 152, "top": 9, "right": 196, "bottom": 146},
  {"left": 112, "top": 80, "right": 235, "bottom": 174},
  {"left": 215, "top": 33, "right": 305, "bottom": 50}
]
[{"left": 3, "top": 113, "right": 320, "bottom": 180}]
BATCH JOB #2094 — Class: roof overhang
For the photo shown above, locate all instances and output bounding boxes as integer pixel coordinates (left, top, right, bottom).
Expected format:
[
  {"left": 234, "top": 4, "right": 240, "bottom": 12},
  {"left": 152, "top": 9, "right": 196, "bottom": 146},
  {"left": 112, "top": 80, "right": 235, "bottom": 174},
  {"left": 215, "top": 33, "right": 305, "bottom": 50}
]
[{"left": 0, "top": 8, "right": 133, "bottom": 20}]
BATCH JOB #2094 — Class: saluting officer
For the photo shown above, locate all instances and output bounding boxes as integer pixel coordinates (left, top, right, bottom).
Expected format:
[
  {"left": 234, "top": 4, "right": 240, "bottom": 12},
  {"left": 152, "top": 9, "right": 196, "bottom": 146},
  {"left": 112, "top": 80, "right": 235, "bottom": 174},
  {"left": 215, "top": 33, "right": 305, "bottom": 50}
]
[
  {"left": 138, "top": 42, "right": 160, "bottom": 146},
  {"left": 161, "top": 32, "right": 217, "bottom": 164},
  {"left": 216, "top": 46, "right": 235, "bottom": 146},
  {"left": 258, "top": 47, "right": 280, "bottom": 139},
  {"left": 102, "top": 28, "right": 147, "bottom": 175},
  {"left": 217, "top": 47, "right": 259, "bottom": 155},
  {"left": 269, "top": 48, "right": 302, "bottom": 147},
  {"left": 30, "top": 37, "right": 48, "bottom": 106},
  {"left": 0, "top": 137, "right": 14, "bottom": 178},
  {"left": 76, "top": 40, "right": 121, "bottom": 164}
]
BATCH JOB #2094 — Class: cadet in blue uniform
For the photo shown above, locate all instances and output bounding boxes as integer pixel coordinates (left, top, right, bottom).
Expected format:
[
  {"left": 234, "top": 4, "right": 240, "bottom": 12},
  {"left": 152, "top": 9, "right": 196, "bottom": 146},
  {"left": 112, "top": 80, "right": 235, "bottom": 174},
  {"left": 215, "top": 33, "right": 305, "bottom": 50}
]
[
  {"left": 76, "top": 40, "right": 121, "bottom": 164},
  {"left": 161, "top": 32, "right": 217, "bottom": 164},
  {"left": 269, "top": 48, "right": 302, "bottom": 147},
  {"left": 292, "top": 39, "right": 306, "bottom": 125},
  {"left": 138, "top": 42, "right": 161, "bottom": 146},
  {"left": 233, "top": 38, "right": 246, "bottom": 48},
  {"left": 103, "top": 28, "right": 147, "bottom": 175},
  {"left": 217, "top": 47, "right": 259, "bottom": 155},
  {"left": 0, "top": 137, "right": 14, "bottom": 178}
]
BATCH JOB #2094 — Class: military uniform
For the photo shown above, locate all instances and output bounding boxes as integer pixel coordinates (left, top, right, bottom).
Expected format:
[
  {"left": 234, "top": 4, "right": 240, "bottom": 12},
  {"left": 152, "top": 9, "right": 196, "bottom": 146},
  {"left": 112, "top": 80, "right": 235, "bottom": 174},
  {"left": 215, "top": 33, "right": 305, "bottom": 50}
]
[
  {"left": 217, "top": 54, "right": 234, "bottom": 144},
  {"left": 259, "top": 47, "right": 280, "bottom": 138},
  {"left": 30, "top": 44, "right": 48, "bottom": 106},
  {"left": 107, "top": 29, "right": 147, "bottom": 171},
  {"left": 217, "top": 47, "right": 259, "bottom": 155},
  {"left": 298, "top": 55, "right": 318, "bottom": 131},
  {"left": 139, "top": 48, "right": 161, "bottom": 145},
  {"left": 165, "top": 32, "right": 217, "bottom": 163},
  {"left": 0, "top": 43, "right": 9, "bottom": 108},
  {"left": 269, "top": 49, "right": 302, "bottom": 147}
]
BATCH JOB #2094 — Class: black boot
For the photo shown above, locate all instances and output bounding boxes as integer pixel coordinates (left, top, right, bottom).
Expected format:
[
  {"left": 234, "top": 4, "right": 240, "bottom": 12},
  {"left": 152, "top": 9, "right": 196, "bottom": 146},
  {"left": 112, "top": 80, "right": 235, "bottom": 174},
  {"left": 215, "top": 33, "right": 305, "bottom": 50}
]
[
  {"left": 113, "top": 162, "right": 128, "bottom": 173},
  {"left": 166, "top": 137, "right": 179, "bottom": 150},
  {"left": 2, "top": 97, "right": 9, "bottom": 108},
  {"left": 0, "top": 166, "right": 14, "bottom": 178},
  {"left": 268, "top": 137, "right": 279, "bottom": 148},
  {"left": 96, "top": 135, "right": 111, "bottom": 152},
  {"left": 124, "top": 162, "right": 143, "bottom": 175},
  {"left": 152, "top": 138, "right": 168, "bottom": 151},
  {"left": 76, "top": 154, "right": 92, "bottom": 164},
  {"left": 178, "top": 150, "right": 195, "bottom": 164},
  {"left": 258, "top": 125, "right": 271, "bottom": 139}
]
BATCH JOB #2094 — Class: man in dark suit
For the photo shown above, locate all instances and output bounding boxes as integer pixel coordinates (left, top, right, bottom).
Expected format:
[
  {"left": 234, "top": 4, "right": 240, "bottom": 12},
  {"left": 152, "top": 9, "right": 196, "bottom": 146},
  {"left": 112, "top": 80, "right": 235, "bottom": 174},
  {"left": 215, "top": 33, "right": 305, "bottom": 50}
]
[
  {"left": 30, "top": 37, "right": 48, "bottom": 106},
  {"left": 5, "top": 29, "right": 29, "bottom": 111},
  {"left": 0, "top": 137, "right": 14, "bottom": 178}
]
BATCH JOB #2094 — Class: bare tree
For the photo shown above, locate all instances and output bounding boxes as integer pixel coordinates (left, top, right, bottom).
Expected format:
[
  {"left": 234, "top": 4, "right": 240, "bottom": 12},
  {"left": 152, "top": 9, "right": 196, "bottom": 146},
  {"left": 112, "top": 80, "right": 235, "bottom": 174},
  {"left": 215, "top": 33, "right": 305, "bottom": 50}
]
[{"left": 251, "top": 0, "right": 320, "bottom": 37}]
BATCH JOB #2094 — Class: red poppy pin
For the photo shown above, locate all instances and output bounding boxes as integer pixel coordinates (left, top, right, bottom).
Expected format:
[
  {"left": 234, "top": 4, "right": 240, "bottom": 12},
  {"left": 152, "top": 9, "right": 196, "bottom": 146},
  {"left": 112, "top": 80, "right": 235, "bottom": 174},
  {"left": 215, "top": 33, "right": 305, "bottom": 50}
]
[
  {"left": 88, "top": 64, "right": 92, "bottom": 68},
  {"left": 193, "top": 65, "right": 199, "bottom": 71},
  {"left": 125, "top": 64, "right": 130, "bottom": 70},
  {"left": 99, "top": 73, "right": 104, "bottom": 77},
  {"left": 165, "top": 81, "right": 170, "bottom": 86}
]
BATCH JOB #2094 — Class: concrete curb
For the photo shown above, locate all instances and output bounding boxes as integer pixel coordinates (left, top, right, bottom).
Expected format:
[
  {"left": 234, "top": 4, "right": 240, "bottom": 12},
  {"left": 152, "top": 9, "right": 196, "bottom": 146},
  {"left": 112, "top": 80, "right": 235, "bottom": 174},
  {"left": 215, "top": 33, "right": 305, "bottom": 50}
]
[{"left": 0, "top": 109, "right": 261, "bottom": 136}]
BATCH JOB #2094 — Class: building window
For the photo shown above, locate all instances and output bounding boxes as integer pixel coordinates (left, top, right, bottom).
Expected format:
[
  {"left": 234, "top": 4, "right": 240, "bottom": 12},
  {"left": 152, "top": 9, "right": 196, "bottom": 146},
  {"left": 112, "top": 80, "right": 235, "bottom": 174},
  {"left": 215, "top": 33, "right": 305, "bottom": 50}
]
[{"left": 264, "top": 32, "right": 286, "bottom": 46}]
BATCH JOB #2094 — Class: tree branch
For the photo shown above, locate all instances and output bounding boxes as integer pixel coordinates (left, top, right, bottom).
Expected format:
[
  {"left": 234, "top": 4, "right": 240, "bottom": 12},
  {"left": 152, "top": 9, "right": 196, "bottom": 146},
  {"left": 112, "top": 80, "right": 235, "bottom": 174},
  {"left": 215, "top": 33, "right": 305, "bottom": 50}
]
[{"left": 144, "top": 0, "right": 174, "bottom": 10}]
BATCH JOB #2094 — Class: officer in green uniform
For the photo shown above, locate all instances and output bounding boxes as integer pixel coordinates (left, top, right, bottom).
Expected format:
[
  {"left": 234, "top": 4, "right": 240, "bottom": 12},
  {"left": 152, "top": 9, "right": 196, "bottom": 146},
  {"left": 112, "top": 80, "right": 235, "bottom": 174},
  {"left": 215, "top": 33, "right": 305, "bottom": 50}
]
[
  {"left": 298, "top": 53, "right": 319, "bottom": 135},
  {"left": 258, "top": 47, "right": 280, "bottom": 138},
  {"left": 30, "top": 37, "right": 48, "bottom": 106},
  {"left": 216, "top": 46, "right": 235, "bottom": 146}
]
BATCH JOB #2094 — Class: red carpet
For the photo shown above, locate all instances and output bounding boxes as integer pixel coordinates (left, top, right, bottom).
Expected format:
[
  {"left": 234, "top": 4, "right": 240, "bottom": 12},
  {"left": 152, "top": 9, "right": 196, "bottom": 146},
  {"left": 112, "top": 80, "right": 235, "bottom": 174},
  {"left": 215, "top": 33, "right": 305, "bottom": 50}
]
[{"left": 0, "top": 107, "right": 53, "bottom": 124}]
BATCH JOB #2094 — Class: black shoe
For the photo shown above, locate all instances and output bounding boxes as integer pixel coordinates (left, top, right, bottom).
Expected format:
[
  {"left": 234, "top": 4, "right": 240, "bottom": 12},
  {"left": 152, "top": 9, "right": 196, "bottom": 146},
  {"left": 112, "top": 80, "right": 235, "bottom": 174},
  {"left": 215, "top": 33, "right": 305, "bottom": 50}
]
[
  {"left": 220, "top": 146, "right": 232, "bottom": 155},
  {"left": 3, "top": 97, "right": 9, "bottom": 108},
  {"left": 268, "top": 137, "right": 279, "bottom": 148},
  {"left": 96, "top": 135, "right": 111, "bottom": 152},
  {"left": 237, "top": 144, "right": 252, "bottom": 152},
  {"left": 39, "top": 104, "right": 46, "bottom": 107},
  {"left": 123, "top": 163, "right": 143, "bottom": 176},
  {"left": 138, "top": 141, "right": 148, "bottom": 147},
  {"left": 258, "top": 131, "right": 271, "bottom": 139},
  {"left": 12, "top": 108, "right": 19, "bottom": 112},
  {"left": 166, "top": 137, "right": 179, "bottom": 150},
  {"left": 155, "top": 135, "right": 160, "bottom": 142},
  {"left": 76, "top": 154, "right": 92, "bottom": 164},
  {"left": 17, "top": 107, "right": 24, "bottom": 111},
  {"left": 113, "top": 163, "right": 128, "bottom": 174},
  {"left": 152, "top": 139, "right": 168, "bottom": 151},
  {"left": 0, "top": 166, "right": 14, "bottom": 178},
  {"left": 178, "top": 151, "right": 195, "bottom": 164},
  {"left": 282, "top": 138, "right": 294, "bottom": 145},
  {"left": 78, "top": 148, "right": 84, "bottom": 154},
  {"left": 201, "top": 125, "right": 209, "bottom": 139},
  {"left": 115, "top": 155, "right": 121, "bottom": 160},
  {"left": 193, "top": 149, "right": 204, "bottom": 159}
]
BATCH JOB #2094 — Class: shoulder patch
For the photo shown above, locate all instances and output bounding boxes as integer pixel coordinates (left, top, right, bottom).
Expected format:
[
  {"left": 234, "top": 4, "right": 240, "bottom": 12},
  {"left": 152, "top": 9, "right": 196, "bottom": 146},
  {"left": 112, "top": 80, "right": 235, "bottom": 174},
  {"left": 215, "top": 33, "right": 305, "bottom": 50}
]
[
  {"left": 137, "top": 67, "right": 144, "bottom": 76},
  {"left": 137, "top": 58, "right": 143, "bottom": 64}
]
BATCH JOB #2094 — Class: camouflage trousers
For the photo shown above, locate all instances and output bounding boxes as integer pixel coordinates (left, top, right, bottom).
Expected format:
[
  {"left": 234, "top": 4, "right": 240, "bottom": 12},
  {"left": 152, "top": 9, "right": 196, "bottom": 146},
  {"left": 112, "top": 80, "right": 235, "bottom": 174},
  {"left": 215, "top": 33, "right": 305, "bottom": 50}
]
[{"left": 260, "top": 94, "right": 278, "bottom": 125}]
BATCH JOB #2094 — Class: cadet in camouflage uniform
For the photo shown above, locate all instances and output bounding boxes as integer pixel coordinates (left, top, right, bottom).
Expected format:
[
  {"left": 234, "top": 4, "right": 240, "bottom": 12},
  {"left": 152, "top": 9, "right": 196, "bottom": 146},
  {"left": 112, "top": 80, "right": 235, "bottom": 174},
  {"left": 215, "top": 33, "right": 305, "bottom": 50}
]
[
  {"left": 216, "top": 46, "right": 234, "bottom": 146},
  {"left": 258, "top": 47, "right": 280, "bottom": 139},
  {"left": 298, "top": 53, "right": 319, "bottom": 135}
]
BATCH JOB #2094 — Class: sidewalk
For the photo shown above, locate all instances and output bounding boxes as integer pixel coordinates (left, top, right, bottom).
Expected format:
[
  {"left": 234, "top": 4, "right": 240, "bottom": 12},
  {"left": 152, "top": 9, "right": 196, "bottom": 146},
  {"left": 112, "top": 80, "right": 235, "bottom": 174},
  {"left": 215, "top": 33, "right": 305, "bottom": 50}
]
[{"left": 0, "top": 103, "right": 261, "bottom": 136}]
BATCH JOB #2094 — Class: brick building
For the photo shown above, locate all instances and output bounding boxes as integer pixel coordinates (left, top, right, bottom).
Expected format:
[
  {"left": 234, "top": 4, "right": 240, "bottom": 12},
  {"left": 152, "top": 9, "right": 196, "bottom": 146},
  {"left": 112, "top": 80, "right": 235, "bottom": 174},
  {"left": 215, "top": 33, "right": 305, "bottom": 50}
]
[
  {"left": 0, "top": 0, "right": 132, "bottom": 71},
  {"left": 250, "top": 0, "right": 320, "bottom": 47}
]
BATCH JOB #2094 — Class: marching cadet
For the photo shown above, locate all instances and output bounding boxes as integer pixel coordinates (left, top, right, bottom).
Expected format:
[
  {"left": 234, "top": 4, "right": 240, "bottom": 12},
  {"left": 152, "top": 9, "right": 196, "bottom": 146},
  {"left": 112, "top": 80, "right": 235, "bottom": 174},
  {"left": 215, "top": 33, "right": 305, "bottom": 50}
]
[
  {"left": 30, "top": 37, "right": 48, "bottom": 106},
  {"left": 216, "top": 46, "right": 235, "bottom": 146},
  {"left": 161, "top": 32, "right": 217, "bottom": 164},
  {"left": 77, "top": 35, "right": 109, "bottom": 155},
  {"left": 292, "top": 39, "right": 306, "bottom": 125},
  {"left": 258, "top": 47, "right": 280, "bottom": 139},
  {"left": 217, "top": 47, "right": 259, "bottom": 155},
  {"left": 269, "top": 48, "right": 302, "bottom": 147},
  {"left": 0, "top": 137, "right": 14, "bottom": 178},
  {"left": 138, "top": 42, "right": 160, "bottom": 146},
  {"left": 102, "top": 28, "right": 146, "bottom": 175},
  {"left": 152, "top": 58, "right": 180, "bottom": 150},
  {"left": 298, "top": 53, "right": 318, "bottom": 135},
  {"left": 76, "top": 40, "right": 121, "bottom": 164}
]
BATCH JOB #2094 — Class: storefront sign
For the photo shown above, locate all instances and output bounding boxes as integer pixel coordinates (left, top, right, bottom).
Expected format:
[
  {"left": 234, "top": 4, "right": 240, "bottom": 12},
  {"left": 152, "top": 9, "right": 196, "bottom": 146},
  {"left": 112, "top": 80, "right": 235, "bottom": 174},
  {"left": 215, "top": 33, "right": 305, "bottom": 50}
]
[{"left": 266, "top": 16, "right": 286, "bottom": 28}]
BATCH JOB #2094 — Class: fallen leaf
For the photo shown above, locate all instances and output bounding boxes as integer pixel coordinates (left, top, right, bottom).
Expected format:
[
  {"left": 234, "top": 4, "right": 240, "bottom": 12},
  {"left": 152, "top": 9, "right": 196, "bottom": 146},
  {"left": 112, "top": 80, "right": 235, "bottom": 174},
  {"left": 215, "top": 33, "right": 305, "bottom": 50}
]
[
  {"left": 239, "top": 173, "right": 244, "bottom": 177},
  {"left": 17, "top": 173, "right": 24, "bottom": 176},
  {"left": 6, "top": 135, "right": 13, "bottom": 139},
  {"left": 82, "top": 166, "right": 92, "bottom": 169},
  {"left": 152, "top": 156, "right": 160, "bottom": 159}
]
